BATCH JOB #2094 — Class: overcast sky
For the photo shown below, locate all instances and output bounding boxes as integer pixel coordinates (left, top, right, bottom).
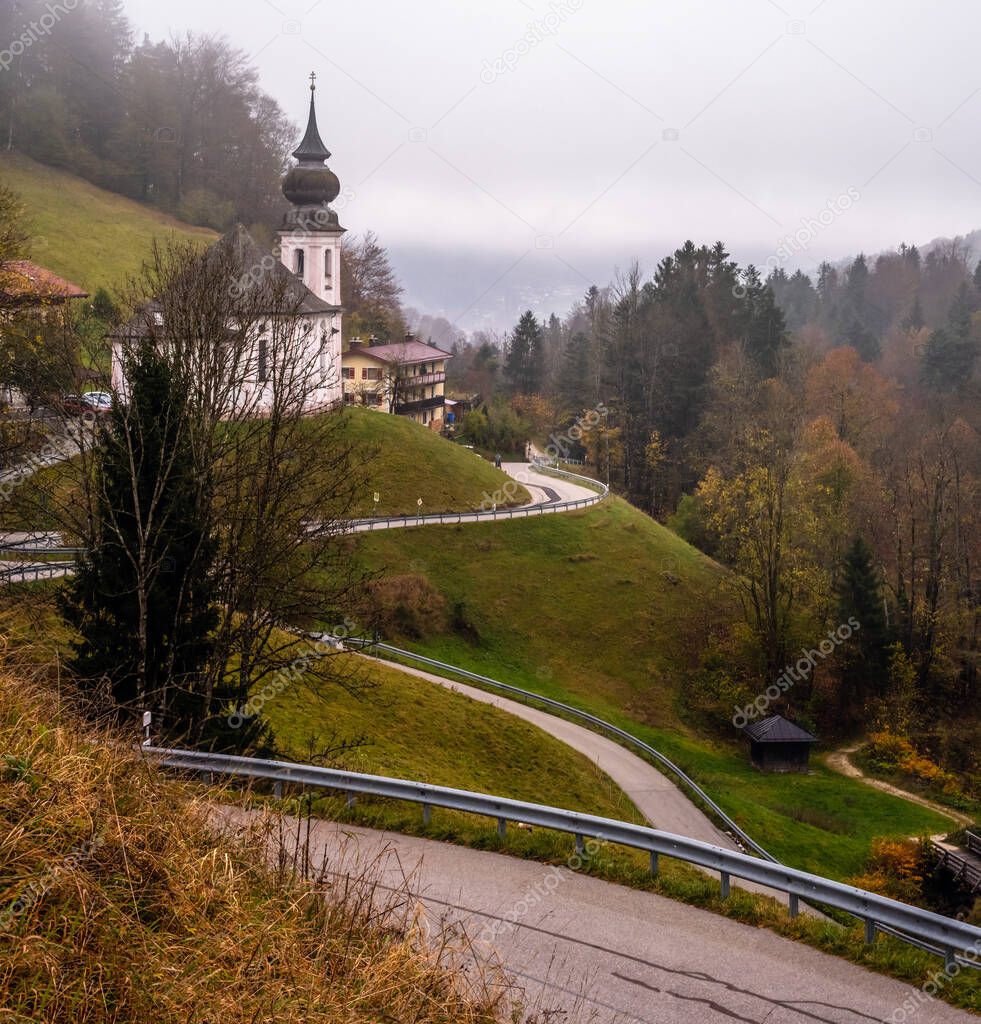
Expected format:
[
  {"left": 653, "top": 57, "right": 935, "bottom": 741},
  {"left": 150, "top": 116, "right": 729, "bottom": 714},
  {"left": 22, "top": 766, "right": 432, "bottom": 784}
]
[{"left": 122, "top": 0, "right": 981, "bottom": 327}]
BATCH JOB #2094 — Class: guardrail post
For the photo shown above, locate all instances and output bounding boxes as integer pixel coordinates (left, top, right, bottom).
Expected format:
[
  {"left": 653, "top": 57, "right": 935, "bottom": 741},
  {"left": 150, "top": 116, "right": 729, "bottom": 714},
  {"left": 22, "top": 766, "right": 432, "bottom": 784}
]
[
  {"left": 497, "top": 817, "right": 506, "bottom": 838},
  {"left": 423, "top": 803, "right": 431, "bottom": 826},
  {"left": 945, "top": 948, "right": 957, "bottom": 973},
  {"left": 649, "top": 851, "right": 659, "bottom": 877},
  {"left": 720, "top": 871, "right": 730, "bottom": 899},
  {"left": 788, "top": 893, "right": 799, "bottom": 919},
  {"left": 575, "top": 834, "right": 585, "bottom": 856},
  {"left": 864, "top": 918, "right": 877, "bottom": 945},
  {"left": 346, "top": 793, "right": 356, "bottom": 810},
  {"left": 273, "top": 781, "right": 282, "bottom": 800}
]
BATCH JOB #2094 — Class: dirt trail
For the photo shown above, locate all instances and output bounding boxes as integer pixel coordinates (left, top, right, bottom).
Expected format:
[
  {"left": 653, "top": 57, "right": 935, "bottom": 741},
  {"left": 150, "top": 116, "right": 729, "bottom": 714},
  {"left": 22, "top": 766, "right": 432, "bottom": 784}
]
[{"left": 824, "top": 744, "right": 973, "bottom": 828}]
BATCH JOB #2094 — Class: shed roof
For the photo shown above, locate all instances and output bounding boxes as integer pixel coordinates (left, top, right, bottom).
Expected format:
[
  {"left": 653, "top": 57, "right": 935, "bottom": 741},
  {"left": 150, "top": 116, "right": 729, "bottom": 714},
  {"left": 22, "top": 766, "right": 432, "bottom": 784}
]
[{"left": 743, "top": 715, "right": 817, "bottom": 744}]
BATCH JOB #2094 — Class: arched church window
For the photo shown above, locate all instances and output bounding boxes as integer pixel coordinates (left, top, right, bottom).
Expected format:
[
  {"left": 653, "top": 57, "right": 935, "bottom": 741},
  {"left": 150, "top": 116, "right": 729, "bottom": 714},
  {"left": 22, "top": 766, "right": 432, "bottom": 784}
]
[{"left": 294, "top": 249, "right": 305, "bottom": 276}]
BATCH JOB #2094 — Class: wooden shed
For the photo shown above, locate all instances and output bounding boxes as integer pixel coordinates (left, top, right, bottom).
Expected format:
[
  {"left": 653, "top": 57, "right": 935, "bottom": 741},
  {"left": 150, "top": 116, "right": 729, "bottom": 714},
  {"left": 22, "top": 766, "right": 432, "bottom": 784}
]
[{"left": 743, "top": 715, "right": 817, "bottom": 773}]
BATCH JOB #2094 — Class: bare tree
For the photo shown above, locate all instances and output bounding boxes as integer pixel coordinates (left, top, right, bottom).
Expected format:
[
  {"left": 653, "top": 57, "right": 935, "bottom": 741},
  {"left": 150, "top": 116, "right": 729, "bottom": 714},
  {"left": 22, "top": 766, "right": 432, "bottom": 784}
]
[{"left": 36, "top": 233, "right": 372, "bottom": 748}]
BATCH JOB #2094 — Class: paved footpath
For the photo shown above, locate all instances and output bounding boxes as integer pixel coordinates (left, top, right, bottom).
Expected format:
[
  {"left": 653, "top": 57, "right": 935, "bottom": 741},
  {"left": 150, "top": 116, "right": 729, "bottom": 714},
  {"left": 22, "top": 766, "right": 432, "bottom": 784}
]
[{"left": 218, "top": 808, "right": 976, "bottom": 1024}]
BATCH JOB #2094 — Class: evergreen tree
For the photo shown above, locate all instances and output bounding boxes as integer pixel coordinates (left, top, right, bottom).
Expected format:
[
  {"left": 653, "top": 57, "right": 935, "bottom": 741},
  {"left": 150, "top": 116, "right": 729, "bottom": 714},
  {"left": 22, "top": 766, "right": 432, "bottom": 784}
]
[
  {"left": 742, "top": 266, "right": 789, "bottom": 376},
  {"left": 901, "top": 295, "right": 924, "bottom": 332},
  {"left": 557, "top": 331, "right": 592, "bottom": 411},
  {"left": 920, "top": 283, "right": 979, "bottom": 390},
  {"left": 504, "top": 310, "right": 545, "bottom": 394},
  {"left": 61, "top": 339, "right": 218, "bottom": 739},
  {"left": 835, "top": 537, "right": 890, "bottom": 713}
]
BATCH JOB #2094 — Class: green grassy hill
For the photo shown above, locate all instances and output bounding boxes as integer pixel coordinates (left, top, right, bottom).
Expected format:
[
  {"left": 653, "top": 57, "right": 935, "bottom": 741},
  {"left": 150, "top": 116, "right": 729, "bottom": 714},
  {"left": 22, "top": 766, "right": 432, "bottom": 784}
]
[
  {"left": 264, "top": 652, "right": 633, "bottom": 820},
  {"left": 0, "top": 151, "right": 216, "bottom": 294},
  {"left": 355, "top": 496, "right": 731, "bottom": 726},
  {"left": 341, "top": 407, "right": 530, "bottom": 516},
  {"left": 353, "top": 498, "right": 954, "bottom": 877}
]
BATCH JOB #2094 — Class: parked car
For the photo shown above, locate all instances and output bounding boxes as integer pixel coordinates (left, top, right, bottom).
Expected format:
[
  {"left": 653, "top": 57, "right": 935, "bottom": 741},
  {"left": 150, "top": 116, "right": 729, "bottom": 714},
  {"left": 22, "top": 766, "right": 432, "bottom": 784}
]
[
  {"left": 59, "top": 393, "right": 110, "bottom": 417},
  {"left": 84, "top": 391, "right": 113, "bottom": 411}
]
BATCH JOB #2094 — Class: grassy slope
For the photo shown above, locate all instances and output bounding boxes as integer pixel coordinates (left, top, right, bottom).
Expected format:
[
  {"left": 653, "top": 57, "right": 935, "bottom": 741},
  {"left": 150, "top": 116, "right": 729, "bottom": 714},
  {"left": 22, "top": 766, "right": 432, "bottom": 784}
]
[
  {"left": 0, "top": 667, "right": 514, "bottom": 1023},
  {"left": 340, "top": 407, "right": 530, "bottom": 516},
  {"left": 0, "top": 408, "right": 531, "bottom": 530},
  {"left": 354, "top": 498, "right": 953, "bottom": 878},
  {"left": 0, "top": 151, "right": 216, "bottom": 294},
  {"left": 264, "top": 652, "right": 634, "bottom": 821}
]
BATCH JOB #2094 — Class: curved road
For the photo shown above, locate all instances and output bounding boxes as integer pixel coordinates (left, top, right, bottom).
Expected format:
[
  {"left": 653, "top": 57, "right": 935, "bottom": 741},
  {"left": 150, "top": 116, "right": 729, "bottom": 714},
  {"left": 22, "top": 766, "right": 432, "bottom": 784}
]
[
  {"left": 360, "top": 654, "right": 817, "bottom": 909},
  {"left": 219, "top": 807, "right": 976, "bottom": 1024}
]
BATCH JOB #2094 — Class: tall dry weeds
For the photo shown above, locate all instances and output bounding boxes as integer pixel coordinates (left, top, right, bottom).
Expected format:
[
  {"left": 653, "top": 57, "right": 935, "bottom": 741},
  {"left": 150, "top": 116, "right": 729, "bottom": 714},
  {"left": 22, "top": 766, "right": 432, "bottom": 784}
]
[{"left": 0, "top": 650, "right": 533, "bottom": 1023}]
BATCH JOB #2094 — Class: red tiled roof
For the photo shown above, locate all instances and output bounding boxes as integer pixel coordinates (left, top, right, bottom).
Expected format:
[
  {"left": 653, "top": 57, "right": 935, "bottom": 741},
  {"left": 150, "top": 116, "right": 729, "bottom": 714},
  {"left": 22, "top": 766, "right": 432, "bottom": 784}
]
[
  {"left": 348, "top": 340, "right": 450, "bottom": 365},
  {"left": 0, "top": 261, "right": 89, "bottom": 303}
]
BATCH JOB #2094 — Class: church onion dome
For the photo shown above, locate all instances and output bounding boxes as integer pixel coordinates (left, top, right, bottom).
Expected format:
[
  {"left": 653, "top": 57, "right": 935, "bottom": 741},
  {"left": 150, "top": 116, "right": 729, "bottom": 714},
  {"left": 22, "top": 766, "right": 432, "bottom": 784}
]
[{"left": 283, "top": 74, "right": 341, "bottom": 209}]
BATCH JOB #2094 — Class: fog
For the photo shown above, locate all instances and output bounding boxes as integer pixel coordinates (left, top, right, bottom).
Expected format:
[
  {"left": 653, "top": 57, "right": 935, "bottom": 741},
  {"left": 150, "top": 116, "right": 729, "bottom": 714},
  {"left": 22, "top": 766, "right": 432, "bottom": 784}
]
[{"left": 121, "top": 0, "right": 981, "bottom": 326}]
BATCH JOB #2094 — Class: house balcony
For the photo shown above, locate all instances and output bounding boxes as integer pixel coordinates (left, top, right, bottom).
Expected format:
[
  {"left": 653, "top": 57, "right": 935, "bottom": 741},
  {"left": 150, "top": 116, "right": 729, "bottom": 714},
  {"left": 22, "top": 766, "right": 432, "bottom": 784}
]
[
  {"left": 395, "top": 395, "right": 446, "bottom": 415},
  {"left": 400, "top": 370, "right": 445, "bottom": 387}
]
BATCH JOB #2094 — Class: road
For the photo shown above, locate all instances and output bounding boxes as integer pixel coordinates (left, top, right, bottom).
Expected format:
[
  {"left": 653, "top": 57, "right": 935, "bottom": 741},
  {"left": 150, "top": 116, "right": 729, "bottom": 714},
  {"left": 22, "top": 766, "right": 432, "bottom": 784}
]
[
  {"left": 359, "top": 653, "right": 819, "bottom": 910},
  {"left": 362, "top": 653, "right": 735, "bottom": 846},
  {"left": 218, "top": 807, "right": 976, "bottom": 1024}
]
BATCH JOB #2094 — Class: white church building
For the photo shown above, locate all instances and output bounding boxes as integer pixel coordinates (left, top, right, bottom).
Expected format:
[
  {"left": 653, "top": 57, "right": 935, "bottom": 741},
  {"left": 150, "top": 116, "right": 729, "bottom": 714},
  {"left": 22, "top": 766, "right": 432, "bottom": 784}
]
[{"left": 111, "top": 77, "right": 345, "bottom": 415}]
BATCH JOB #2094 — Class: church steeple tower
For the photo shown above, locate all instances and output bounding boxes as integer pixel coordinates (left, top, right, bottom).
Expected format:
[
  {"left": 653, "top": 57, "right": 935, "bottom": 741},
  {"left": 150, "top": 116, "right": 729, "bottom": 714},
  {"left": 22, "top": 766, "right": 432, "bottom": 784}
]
[{"left": 278, "top": 73, "right": 345, "bottom": 309}]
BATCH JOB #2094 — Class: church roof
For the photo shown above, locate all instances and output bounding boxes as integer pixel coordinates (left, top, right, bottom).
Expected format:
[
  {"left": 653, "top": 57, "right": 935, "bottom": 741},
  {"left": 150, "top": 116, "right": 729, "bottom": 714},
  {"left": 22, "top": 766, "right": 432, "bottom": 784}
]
[
  {"left": 292, "top": 84, "right": 332, "bottom": 164},
  {"left": 109, "top": 226, "right": 337, "bottom": 341},
  {"left": 283, "top": 77, "right": 341, "bottom": 210},
  {"left": 0, "top": 261, "right": 88, "bottom": 304},
  {"left": 743, "top": 715, "right": 817, "bottom": 744}
]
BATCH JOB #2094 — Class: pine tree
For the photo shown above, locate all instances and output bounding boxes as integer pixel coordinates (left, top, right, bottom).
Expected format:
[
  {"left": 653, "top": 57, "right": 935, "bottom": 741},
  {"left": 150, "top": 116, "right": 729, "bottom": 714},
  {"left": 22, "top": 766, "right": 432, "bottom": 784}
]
[
  {"left": 901, "top": 295, "right": 924, "bottom": 332},
  {"left": 557, "top": 331, "right": 592, "bottom": 411},
  {"left": 920, "top": 283, "right": 979, "bottom": 390},
  {"left": 61, "top": 339, "right": 218, "bottom": 739},
  {"left": 835, "top": 537, "right": 890, "bottom": 714},
  {"left": 742, "top": 267, "right": 789, "bottom": 376},
  {"left": 504, "top": 310, "right": 545, "bottom": 394}
]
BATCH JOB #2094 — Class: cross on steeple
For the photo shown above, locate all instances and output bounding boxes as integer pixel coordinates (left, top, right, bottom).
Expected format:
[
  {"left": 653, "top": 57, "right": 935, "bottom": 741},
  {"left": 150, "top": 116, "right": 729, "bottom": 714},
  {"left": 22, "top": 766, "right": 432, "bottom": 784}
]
[{"left": 309, "top": 71, "right": 317, "bottom": 92}]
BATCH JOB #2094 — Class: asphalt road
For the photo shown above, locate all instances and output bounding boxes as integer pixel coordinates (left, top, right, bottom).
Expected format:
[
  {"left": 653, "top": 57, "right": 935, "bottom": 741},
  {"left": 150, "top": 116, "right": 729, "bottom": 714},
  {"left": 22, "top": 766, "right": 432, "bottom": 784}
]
[
  {"left": 218, "top": 808, "right": 976, "bottom": 1024},
  {"left": 359, "top": 653, "right": 818, "bottom": 910}
]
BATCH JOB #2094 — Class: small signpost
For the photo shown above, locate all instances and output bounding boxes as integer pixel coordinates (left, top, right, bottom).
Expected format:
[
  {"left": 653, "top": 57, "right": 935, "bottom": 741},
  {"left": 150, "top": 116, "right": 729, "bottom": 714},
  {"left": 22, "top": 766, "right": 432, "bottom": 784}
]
[{"left": 141, "top": 711, "right": 152, "bottom": 747}]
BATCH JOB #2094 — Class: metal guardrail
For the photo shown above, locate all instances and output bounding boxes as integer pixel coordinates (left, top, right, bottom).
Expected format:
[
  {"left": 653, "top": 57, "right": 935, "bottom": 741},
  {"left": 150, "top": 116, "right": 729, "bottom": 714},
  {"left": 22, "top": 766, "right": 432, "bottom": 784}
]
[
  {"left": 0, "top": 560, "right": 74, "bottom": 584},
  {"left": 343, "top": 462, "right": 609, "bottom": 531},
  {"left": 144, "top": 746, "right": 981, "bottom": 969},
  {"left": 341, "top": 638, "right": 981, "bottom": 968},
  {"left": 0, "top": 546, "right": 85, "bottom": 557},
  {"left": 343, "top": 638, "right": 773, "bottom": 862}
]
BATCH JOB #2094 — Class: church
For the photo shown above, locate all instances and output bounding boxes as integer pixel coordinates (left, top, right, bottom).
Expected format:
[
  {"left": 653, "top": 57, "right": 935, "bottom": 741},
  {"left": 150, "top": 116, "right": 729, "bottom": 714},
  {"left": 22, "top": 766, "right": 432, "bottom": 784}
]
[{"left": 110, "top": 76, "right": 346, "bottom": 415}]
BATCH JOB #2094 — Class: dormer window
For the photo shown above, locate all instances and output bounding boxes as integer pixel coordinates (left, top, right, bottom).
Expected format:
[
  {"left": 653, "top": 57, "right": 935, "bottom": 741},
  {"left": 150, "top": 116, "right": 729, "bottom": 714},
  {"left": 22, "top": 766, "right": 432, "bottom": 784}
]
[{"left": 294, "top": 249, "right": 305, "bottom": 276}]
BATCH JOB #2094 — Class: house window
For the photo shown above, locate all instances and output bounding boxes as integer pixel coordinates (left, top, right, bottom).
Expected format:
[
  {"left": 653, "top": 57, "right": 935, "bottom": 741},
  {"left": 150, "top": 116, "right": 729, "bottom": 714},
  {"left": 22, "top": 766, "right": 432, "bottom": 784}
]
[
  {"left": 342, "top": 366, "right": 355, "bottom": 380},
  {"left": 257, "top": 336, "right": 268, "bottom": 383},
  {"left": 363, "top": 367, "right": 382, "bottom": 381},
  {"left": 294, "top": 249, "right": 305, "bottom": 276}
]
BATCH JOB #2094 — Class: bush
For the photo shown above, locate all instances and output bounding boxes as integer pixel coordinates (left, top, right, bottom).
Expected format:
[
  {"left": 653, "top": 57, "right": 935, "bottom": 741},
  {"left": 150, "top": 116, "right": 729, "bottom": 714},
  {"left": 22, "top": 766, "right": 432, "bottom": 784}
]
[
  {"left": 848, "top": 837, "right": 931, "bottom": 904},
  {"left": 360, "top": 574, "right": 448, "bottom": 641}
]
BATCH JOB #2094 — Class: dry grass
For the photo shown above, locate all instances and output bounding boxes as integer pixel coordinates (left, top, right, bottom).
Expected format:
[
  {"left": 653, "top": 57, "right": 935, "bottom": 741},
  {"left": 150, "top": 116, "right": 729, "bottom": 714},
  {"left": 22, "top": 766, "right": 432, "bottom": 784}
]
[{"left": 0, "top": 654, "right": 530, "bottom": 1024}]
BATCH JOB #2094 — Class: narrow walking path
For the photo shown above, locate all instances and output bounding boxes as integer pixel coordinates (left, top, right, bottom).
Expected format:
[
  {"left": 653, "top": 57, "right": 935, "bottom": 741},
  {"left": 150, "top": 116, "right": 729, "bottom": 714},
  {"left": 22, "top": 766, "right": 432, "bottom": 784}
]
[{"left": 824, "top": 744, "right": 973, "bottom": 828}]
